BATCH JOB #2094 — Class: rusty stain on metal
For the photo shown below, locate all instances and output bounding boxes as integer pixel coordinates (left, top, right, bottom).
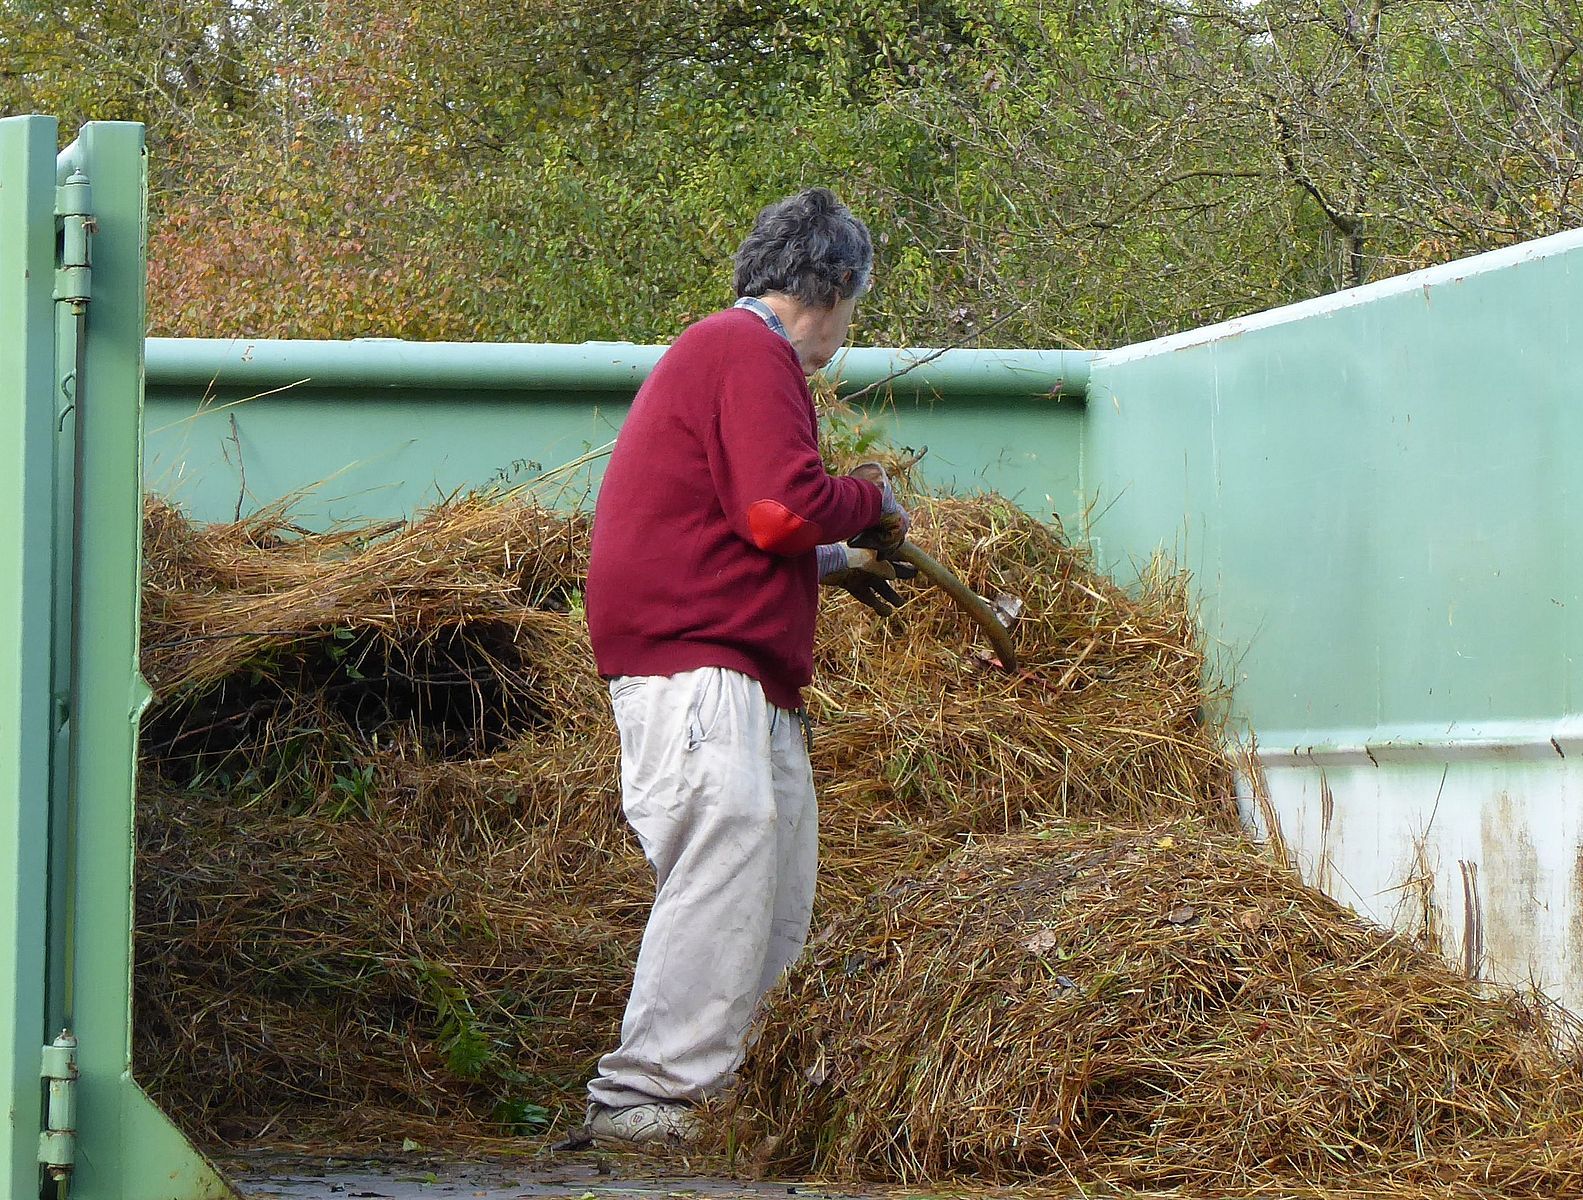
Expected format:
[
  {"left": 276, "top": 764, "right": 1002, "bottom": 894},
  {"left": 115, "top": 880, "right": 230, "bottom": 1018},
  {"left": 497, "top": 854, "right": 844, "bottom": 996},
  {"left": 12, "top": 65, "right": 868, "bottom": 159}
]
[
  {"left": 1478, "top": 791, "right": 1541, "bottom": 986},
  {"left": 1567, "top": 847, "right": 1583, "bottom": 1005}
]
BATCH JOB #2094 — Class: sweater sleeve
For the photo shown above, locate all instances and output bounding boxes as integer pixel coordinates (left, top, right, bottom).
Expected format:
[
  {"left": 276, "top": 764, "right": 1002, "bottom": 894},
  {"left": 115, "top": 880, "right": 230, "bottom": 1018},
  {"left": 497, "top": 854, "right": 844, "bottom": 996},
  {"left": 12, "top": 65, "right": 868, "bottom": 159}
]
[{"left": 705, "top": 336, "right": 883, "bottom": 556}]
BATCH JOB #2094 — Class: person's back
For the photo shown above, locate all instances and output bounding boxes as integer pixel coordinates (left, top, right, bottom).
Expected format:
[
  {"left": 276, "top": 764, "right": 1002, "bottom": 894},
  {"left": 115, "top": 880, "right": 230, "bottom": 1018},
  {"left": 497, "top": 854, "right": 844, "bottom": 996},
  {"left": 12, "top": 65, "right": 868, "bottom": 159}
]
[{"left": 588, "top": 307, "right": 875, "bottom": 710}]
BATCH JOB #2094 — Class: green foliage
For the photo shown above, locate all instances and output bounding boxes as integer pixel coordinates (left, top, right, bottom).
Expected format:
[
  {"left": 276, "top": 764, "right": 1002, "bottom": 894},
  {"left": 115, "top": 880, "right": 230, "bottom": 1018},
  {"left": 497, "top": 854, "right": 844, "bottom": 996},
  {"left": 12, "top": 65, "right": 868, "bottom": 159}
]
[
  {"left": 324, "top": 627, "right": 365, "bottom": 679},
  {"left": 4, "top": 0, "right": 1580, "bottom": 345},
  {"left": 492, "top": 1098, "right": 552, "bottom": 1136},
  {"left": 414, "top": 960, "right": 556, "bottom": 1132},
  {"left": 819, "top": 402, "right": 888, "bottom": 466},
  {"left": 329, "top": 763, "right": 376, "bottom": 820},
  {"left": 416, "top": 959, "right": 501, "bottom": 1081}
]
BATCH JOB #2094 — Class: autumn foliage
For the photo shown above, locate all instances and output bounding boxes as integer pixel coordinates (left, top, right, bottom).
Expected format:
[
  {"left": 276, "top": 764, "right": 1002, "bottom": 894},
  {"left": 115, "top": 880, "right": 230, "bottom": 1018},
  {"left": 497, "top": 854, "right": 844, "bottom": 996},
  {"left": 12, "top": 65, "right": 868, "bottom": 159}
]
[{"left": 7, "top": 1, "right": 1583, "bottom": 346}]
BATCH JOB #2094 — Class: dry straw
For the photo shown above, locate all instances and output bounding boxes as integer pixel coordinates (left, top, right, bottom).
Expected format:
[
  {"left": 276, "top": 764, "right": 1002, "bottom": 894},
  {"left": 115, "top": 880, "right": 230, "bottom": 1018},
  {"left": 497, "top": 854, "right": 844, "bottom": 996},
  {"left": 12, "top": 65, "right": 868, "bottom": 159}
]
[
  {"left": 134, "top": 488, "right": 1583, "bottom": 1196},
  {"left": 731, "top": 823, "right": 1583, "bottom": 1197},
  {"left": 136, "top": 486, "right": 1230, "bottom": 1144}
]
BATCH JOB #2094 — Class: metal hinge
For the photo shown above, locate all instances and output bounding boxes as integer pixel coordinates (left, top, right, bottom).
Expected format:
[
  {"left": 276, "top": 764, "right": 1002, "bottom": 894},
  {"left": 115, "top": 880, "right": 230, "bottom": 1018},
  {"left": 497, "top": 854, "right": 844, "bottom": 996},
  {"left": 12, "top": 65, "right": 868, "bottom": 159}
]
[
  {"left": 54, "top": 170, "right": 94, "bottom": 312},
  {"left": 39, "top": 1030, "right": 78, "bottom": 1194}
]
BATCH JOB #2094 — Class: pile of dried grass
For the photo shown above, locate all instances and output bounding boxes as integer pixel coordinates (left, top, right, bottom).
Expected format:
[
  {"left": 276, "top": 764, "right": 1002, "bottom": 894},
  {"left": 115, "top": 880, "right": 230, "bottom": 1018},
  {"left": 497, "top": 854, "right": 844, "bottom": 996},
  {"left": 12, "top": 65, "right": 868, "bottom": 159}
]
[
  {"left": 805, "top": 494, "right": 1237, "bottom": 911},
  {"left": 731, "top": 823, "right": 1583, "bottom": 1196},
  {"left": 137, "top": 487, "right": 1583, "bottom": 1195},
  {"left": 135, "top": 488, "right": 1233, "bottom": 1145},
  {"left": 141, "top": 495, "right": 590, "bottom": 762},
  {"left": 138, "top": 496, "right": 640, "bottom": 1141}
]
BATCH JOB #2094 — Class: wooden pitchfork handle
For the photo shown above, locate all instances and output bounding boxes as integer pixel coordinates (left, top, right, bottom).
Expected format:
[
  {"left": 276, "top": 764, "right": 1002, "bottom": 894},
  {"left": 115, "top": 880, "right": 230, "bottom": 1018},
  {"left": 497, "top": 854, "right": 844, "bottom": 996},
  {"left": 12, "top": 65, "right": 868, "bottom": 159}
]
[{"left": 892, "top": 539, "right": 1018, "bottom": 672}]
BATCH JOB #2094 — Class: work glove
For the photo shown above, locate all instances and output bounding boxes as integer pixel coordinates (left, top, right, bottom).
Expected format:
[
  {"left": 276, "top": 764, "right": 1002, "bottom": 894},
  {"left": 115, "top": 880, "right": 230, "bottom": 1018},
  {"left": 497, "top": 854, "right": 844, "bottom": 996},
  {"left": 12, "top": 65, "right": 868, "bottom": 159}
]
[
  {"left": 816, "top": 544, "right": 919, "bottom": 617},
  {"left": 847, "top": 462, "right": 911, "bottom": 553}
]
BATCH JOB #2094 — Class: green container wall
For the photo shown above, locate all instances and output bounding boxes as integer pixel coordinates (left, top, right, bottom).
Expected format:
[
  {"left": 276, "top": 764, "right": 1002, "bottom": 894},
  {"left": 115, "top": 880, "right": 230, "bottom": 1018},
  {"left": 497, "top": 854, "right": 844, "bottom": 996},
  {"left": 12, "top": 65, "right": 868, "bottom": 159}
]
[
  {"left": 1086, "top": 229, "right": 1583, "bottom": 1007},
  {"left": 143, "top": 341, "right": 1090, "bottom": 527}
]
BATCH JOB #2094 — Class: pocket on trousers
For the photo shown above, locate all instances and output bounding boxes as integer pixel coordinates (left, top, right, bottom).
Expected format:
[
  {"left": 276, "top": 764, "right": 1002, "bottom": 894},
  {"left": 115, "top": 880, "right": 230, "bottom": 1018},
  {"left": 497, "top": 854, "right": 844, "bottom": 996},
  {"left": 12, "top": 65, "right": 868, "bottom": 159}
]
[
  {"left": 609, "top": 676, "right": 644, "bottom": 707},
  {"left": 684, "top": 667, "right": 728, "bottom": 751}
]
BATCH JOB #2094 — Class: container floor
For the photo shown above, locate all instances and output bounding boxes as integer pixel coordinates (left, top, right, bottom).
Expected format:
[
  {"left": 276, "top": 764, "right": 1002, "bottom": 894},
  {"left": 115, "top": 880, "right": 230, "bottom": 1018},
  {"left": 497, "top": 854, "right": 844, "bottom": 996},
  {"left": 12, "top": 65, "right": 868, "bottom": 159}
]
[
  {"left": 221, "top": 1151, "right": 1413, "bottom": 1200},
  {"left": 226, "top": 1152, "right": 893, "bottom": 1200}
]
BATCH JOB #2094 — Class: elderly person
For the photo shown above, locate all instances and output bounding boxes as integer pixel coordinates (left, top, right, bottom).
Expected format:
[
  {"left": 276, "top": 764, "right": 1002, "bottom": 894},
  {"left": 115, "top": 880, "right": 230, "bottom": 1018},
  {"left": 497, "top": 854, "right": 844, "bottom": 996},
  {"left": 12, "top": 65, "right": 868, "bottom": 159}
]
[{"left": 581, "top": 188, "right": 910, "bottom": 1144}]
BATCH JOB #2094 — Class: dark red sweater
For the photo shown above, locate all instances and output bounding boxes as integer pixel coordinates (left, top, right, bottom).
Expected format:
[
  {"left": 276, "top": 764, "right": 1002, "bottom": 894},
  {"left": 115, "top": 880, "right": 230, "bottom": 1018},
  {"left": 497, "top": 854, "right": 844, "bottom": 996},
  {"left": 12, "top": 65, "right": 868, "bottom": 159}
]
[{"left": 586, "top": 308, "right": 882, "bottom": 709}]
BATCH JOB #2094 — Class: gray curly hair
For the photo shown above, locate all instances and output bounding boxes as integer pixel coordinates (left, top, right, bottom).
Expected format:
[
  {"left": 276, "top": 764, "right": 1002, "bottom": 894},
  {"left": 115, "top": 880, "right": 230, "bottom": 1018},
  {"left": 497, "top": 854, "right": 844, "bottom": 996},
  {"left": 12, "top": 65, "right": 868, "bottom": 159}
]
[{"left": 733, "top": 188, "right": 873, "bottom": 308}]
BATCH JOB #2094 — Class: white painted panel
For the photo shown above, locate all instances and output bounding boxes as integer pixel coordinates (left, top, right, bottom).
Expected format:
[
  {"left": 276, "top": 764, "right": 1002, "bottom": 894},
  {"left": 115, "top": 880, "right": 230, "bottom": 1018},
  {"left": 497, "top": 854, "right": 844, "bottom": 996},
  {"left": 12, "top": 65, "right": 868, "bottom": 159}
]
[{"left": 1242, "top": 735, "right": 1583, "bottom": 1010}]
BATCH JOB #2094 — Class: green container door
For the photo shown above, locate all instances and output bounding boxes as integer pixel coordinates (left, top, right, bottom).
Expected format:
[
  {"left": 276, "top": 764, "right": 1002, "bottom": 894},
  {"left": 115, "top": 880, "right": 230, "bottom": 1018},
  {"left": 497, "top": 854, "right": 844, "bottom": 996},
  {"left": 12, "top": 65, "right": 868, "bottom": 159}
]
[{"left": 0, "top": 115, "right": 234, "bottom": 1200}]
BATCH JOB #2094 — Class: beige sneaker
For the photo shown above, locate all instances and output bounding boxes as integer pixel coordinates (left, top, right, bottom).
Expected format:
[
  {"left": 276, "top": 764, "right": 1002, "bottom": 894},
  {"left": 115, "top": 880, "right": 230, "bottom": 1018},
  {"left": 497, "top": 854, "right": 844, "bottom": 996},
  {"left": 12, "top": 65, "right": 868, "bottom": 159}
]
[{"left": 584, "top": 1101, "right": 702, "bottom": 1146}]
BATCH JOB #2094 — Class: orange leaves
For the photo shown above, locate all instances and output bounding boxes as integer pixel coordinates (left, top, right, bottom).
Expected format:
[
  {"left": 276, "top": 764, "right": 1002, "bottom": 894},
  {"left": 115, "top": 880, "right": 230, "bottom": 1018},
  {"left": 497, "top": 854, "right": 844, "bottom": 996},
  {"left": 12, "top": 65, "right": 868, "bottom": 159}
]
[{"left": 147, "top": 157, "right": 471, "bottom": 341}]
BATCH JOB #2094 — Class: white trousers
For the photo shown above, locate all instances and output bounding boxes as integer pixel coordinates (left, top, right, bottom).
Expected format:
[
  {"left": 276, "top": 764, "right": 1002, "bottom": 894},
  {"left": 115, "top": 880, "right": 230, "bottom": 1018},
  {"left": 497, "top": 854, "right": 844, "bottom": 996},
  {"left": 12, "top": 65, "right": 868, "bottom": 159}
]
[{"left": 587, "top": 666, "right": 818, "bottom": 1109}]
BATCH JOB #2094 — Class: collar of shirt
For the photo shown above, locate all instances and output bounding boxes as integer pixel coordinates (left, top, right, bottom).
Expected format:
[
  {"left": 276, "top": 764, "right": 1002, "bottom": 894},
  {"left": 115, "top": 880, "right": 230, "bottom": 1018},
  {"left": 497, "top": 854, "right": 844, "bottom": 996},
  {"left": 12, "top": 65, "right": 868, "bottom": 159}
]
[{"left": 733, "top": 295, "right": 790, "bottom": 342}]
